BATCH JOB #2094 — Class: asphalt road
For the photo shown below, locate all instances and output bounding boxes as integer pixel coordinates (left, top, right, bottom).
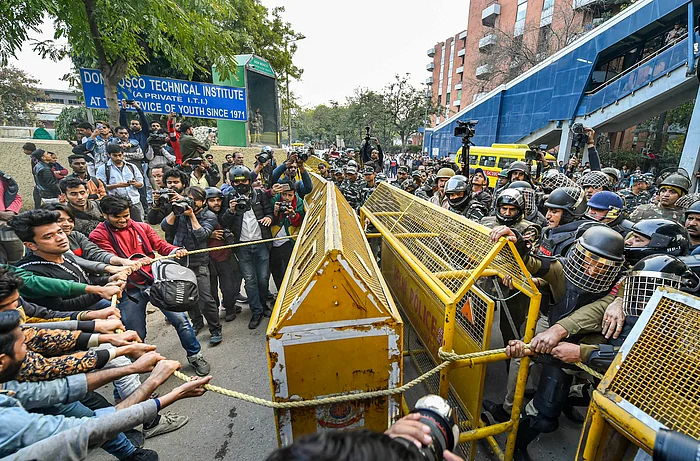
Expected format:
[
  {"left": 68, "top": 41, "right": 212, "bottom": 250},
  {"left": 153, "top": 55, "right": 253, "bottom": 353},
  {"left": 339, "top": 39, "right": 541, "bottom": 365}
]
[{"left": 89, "top": 295, "right": 582, "bottom": 461}]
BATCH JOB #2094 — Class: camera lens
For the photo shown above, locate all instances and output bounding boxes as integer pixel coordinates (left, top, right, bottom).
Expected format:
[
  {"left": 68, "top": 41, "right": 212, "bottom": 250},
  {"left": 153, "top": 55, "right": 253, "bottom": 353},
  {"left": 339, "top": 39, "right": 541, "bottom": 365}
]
[{"left": 394, "top": 395, "right": 459, "bottom": 461}]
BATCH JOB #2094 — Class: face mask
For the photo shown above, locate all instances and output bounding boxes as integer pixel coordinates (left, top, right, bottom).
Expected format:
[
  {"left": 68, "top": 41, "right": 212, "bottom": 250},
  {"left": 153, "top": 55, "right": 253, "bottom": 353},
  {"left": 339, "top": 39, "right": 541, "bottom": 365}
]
[{"left": 235, "top": 183, "right": 251, "bottom": 196}]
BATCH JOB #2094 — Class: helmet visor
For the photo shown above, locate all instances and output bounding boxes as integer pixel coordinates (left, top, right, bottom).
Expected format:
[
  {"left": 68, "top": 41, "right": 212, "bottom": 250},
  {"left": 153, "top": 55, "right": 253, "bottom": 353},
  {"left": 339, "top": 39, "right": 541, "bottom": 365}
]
[
  {"left": 622, "top": 271, "right": 682, "bottom": 317},
  {"left": 563, "top": 242, "right": 624, "bottom": 293}
]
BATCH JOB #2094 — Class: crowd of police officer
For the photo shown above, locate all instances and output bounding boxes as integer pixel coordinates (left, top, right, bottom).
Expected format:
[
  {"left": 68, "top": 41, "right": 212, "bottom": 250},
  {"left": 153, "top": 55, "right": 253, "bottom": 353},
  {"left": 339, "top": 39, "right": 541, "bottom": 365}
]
[{"left": 314, "top": 126, "right": 700, "bottom": 461}]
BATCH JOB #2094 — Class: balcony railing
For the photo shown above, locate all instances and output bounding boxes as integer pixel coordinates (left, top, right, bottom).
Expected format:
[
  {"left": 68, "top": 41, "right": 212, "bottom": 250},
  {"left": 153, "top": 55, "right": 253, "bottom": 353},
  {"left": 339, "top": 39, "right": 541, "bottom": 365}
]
[
  {"left": 479, "top": 34, "right": 498, "bottom": 51},
  {"left": 482, "top": 3, "right": 501, "bottom": 27}
]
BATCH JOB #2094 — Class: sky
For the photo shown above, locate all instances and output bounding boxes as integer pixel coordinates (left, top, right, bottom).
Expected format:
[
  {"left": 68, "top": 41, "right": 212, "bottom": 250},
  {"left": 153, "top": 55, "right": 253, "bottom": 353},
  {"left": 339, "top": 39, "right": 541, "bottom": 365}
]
[{"left": 9, "top": 1, "right": 470, "bottom": 107}]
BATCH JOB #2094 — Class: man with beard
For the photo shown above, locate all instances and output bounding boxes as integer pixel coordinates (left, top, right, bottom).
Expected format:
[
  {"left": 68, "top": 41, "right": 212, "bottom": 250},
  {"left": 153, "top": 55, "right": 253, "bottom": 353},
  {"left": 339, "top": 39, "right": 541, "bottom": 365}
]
[
  {"left": 429, "top": 168, "right": 456, "bottom": 209},
  {"left": 148, "top": 168, "right": 189, "bottom": 241},
  {"left": 65, "top": 153, "right": 106, "bottom": 201},
  {"left": 685, "top": 201, "right": 700, "bottom": 251}
]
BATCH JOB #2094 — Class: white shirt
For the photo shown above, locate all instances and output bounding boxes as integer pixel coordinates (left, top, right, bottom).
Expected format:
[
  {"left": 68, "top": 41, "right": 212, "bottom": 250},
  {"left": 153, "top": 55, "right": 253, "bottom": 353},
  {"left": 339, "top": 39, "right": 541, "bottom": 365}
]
[
  {"left": 96, "top": 160, "right": 143, "bottom": 205},
  {"left": 239, "top": 208, "right": 263, "bottom": 242},
  {"left": 273, "top": 223, "right": 288, "bottom": 247}
]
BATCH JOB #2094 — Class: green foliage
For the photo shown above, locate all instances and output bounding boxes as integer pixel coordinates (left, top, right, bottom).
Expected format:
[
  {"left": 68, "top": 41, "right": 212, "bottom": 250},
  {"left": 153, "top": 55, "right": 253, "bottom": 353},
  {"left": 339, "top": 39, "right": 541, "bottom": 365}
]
[
  {"left": 0, "top": 65, "right": 45, "bottom": 126},
  {"left": 294, "top": 76, "right": 437, "bottom": 150},
  {"left": 599, "top": 149, "right": 644, "bottom": 169},
  {"left": 54, "top": 106, "right": 109, "bottom": 140}
]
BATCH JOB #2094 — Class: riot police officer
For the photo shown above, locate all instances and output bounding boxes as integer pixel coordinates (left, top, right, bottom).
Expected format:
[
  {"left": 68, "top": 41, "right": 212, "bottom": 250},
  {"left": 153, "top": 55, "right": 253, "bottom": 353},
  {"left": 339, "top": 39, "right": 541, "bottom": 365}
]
[
  {"left": 538, "top": 187, "right": 589, "bottom": 257},
  {"left": 585, "top": 190, "right": 632, "bottom": 236},
  {"left": 619, "top": 173, "right": 651, "bottom": 214},
  {"left": 623, "top": 218, "right": 689, "bottom": 265},
  {"left": 339, "top": 166, "right": 363, "bottom": 209},
  {"left": 578, "top": 170, "right": 610, "bottom": 201},
  {"left": 444, "top": 175, "right": 488, "bottom": 222}
]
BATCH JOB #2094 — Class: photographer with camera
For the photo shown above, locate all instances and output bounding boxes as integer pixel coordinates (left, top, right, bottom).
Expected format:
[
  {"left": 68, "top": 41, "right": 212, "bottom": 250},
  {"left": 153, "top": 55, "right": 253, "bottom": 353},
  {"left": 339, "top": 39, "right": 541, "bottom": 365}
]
[
  {"left": 270, "top": 179, "right": 305, "bottom": 292},
  {"left": 145, "top": 130, "right": 176, "bottom": 172},
  {"left": 567, "top": 124, "right": 601, "bottom": 174},
  {"left": 362, "top": 138, "right": 384, "bottom": 173},
  {"left": 187, "top": 157, "right": 217, "bottom": 189},
  {"left": 161, "top": 186, "right": 222, "bottom": 345},
  {"left": 204, "top": 153, "right": 221, "bottom": 185},
  {"left": 219, "top": 166, "right": 274, "bottom": 330},
  {"left": 148, "top": 169, "right": 190, "bottom": 241},
  {"left": 119, "top": 100, "right": 150, "bottom": 153},
  {"left": 270, "top": 151, "right": 313, "bottom": 199},
  {"left": 251, "top": 146, "right": 276, "bottom": 186},
  {"left": 96, "top": 144, "right": 145, "bottom": 222}
]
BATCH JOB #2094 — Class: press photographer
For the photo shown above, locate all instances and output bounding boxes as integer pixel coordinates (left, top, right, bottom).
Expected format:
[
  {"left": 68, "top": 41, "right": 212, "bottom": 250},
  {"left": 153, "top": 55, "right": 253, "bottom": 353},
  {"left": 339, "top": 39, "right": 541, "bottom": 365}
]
[
  {"left": 219, "top": 166, "right": 274, "bottom": 330},
  {"left": 161, "top": 186, "right": 223, "bottom": 346},
  {"left": 270, "top": 179, "right": 305, "bottom": 292},
  {"left": 360, "top": 127, "right": 384, "bottom": 172},
  {"left": 148, "top": 168, "right": 190, "bottom": 242},
  {"left": 566, "top": 124, "right": 601, "bottom": 175},
  {"left": 269, "top": 150, "right": 313, "bottom": 198}
]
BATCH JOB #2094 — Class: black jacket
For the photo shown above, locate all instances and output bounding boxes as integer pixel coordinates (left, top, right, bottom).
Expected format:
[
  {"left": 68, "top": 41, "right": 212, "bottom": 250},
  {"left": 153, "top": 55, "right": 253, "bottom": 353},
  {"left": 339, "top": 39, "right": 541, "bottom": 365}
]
[{"left": 219, "top": 188, "right": 274, "bottom": 248}]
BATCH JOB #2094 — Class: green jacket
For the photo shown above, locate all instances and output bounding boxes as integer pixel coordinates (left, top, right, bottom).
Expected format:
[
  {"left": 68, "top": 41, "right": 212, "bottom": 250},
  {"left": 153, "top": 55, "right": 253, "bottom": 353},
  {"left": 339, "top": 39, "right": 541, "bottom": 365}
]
[
  {"left": 179, "top": 134, "right": 210, "bottom": 163},
  {"left": 4, "top": 266, "right": 88, "bottom": 300}
]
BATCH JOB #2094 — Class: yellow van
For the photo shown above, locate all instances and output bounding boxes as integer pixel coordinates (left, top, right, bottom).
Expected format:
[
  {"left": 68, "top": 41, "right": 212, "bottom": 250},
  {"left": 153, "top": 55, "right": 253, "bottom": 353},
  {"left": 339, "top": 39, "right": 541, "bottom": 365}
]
[{"left": 453, "top": 143, "right": 557, "bottom": 188}]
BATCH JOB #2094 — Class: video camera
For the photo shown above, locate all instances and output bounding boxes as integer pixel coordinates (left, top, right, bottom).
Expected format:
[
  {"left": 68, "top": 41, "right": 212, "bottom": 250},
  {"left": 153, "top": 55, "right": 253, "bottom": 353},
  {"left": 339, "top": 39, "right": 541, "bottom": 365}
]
[
  {"left": 654, "top": 429, "right": 700, "bottom": 461},
  {"left": 147, "top": 132, "right": 169, "bottom": 147},
  {"left": 525, "top": 144, "right": 548, "bottom": 162},
  {"left": 572, "top": 123, "right": 588, "bottom": 153},
  {"left": 154, "top": 188, "right": 176, "bottom": 207},
  {"left": 454, "top": 120, "right": 478, "bottom": 138}
]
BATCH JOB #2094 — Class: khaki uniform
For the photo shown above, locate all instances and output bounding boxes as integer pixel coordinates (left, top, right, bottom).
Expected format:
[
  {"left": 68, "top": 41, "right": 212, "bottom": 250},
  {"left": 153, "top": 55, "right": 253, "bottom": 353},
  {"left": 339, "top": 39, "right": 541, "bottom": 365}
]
[{"left": 628, "top": 203, "right": 684, "bottom": 223}]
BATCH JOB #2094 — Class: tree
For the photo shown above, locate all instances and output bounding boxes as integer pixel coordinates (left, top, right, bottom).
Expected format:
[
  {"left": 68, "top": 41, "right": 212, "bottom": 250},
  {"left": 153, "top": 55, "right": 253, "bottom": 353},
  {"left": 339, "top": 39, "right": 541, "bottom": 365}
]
[
  {"left": 0, "top": 65, "right": 45, "bottom": 126},
  {"left": 1, "top": 0, "right": 243, "bottom": 126},
  {"left": 384, "top": 74, "right": 438, "bottom": 150}
]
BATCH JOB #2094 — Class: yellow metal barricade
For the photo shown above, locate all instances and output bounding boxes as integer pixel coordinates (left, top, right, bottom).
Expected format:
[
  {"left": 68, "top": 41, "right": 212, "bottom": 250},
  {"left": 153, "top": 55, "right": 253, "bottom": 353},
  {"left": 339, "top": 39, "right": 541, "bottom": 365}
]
[
  {"left": 361, "top": 182, "right": 541, "bottom": 461},
  {"left": 267, "top": 180, "right": 403, "bottom": 446},
  {"left": 577, "top": 287, "right": 700, "bottom": 460},
  {"left": 304, "top": 154, "right": 330, "bottom": 174}
]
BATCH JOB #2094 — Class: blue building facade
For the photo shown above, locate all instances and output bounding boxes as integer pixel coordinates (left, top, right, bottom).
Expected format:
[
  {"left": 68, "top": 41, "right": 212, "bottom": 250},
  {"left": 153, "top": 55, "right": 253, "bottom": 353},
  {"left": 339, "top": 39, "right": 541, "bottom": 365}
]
[{"left": 424, "top": 0, "right": 699, "bottom": 157}]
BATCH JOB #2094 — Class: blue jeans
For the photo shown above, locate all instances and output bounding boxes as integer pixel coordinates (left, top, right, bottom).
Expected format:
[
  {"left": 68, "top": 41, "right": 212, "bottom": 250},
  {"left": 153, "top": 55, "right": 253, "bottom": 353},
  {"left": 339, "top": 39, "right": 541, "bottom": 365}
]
[
  {"left": 40, "top": 402, "right": 135, "bottom": 459},
  {"left": 236, "top": 244, "right": 270, "bottom": 315},
  {"left": 118, "top": 288, "right": 201, "bottom": 357}
]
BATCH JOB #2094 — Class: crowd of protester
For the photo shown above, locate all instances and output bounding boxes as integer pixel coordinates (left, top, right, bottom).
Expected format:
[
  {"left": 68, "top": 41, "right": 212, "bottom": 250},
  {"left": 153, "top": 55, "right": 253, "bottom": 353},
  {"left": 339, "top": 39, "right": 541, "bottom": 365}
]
[{"left": 0, "top": 104, "right": 314, "bottom": 459}]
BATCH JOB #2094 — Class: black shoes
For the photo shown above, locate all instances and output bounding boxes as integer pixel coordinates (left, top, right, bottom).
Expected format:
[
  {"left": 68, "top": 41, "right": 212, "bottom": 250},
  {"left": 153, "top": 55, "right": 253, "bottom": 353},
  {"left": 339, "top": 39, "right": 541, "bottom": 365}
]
[
  {"left": 124, "top": 448, "right": 159, "bottom": 461},
  {"left": 249, "top": 314, "right": 263, "bottom": 329},
  {"left": 482, "top": 399, "right": 510, "bottom": 424},
  {"left": 225, "top": 312, "right": 237, "bottom": 322},
  {"left": 263, "top": 306, "right": 273, "bottom": 317}
]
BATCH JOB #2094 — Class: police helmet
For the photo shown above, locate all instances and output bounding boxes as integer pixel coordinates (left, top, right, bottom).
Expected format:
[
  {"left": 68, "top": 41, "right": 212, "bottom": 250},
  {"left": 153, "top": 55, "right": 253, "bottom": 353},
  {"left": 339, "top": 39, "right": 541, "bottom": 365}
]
[
  {"left": 625, "top": 219, "right": 690, "bottom": 265},
  {"left": 436, "top": 167, "right": 456, "bottom": 180},
  {"left": 544, "top": 187, "right": 587, "bottom": 224},
  {"left": 445, "top": 175, "right": 470, "bottom": 210},
  {"left": 495, "top": 189, "right": 525, "bottom": 225},
  {"left": 623, "top": 255, "right": 699, "bottom": 316},
  {"left": 601, "top": 167, "right": 621, "bottom": 185},
  {"left": 659, "top": 173, "right": 691, "bottom": 195},
  {"left": 498, "top": 169, "right": 509, "bottom": 179},
  {"left": 586, "top": 190, "right": 624, "bottom": 221},
  {"left": 579, "top": 171, "right": 610, "bottom": 190},
  {"left": 229, "top": 165, "right": 252, "bottom": 183},
  {"left": 563, "top": 226, "right": 625, "bottom": 293},
  {"left": 507, "top": 161, "right": 530, "bottom": 182},
  {"left": 684, "top": 198, "right": 700, "bottom": 216}
]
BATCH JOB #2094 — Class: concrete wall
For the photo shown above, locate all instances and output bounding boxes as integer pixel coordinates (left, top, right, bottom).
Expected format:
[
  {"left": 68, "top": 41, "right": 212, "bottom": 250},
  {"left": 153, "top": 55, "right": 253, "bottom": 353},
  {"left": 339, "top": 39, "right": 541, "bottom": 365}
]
[{"left": 0, "top": 138, "right": 286, "bottom": 211}]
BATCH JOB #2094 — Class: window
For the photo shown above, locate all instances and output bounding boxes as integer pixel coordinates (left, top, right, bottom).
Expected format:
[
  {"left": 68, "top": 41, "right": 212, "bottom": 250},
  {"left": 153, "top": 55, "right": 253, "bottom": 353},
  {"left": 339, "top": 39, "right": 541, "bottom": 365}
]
[
  {"left": 514, "top": 1, "right": 528, "bottom": 36},
  {"left": 537, "top": 25, "right": 552, "bottom": 56},
  {"left": 540, "top": 0, "right": 554, "bottom": 26},
  {"left": 480, "top": 155, "right": 497, "bottom": 167},
  {"left": 446, "top": 93, "right": 451, "bottom": 104},
  {"left": 469, "top": 155, "right": 478, "bottom": 165},
  {"left": 498, "top": 157, "right": 514, "bottom": 169},
  {"left": 457, "top": 90, "right": 462, "bottom": 100}
]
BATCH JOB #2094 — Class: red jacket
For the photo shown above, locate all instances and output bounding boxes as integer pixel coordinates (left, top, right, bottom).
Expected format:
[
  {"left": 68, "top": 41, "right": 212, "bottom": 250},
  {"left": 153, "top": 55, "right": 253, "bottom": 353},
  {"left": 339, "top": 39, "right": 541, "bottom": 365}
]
[
  {"left": 90, "top": 220, "right": 178, "bottom": 285},
  {"left": 167, "top": 119, "right": 183, "bottom": 165}
]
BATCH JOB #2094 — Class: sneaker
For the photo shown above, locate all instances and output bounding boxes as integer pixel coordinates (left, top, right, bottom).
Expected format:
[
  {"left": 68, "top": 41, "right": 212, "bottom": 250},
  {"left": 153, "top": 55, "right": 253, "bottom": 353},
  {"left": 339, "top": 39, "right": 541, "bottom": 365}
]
[
  {"left": 235, "top": 304, "right": 243, "bottom": 314},
  {"left": 143, "top": 411, "right": 189, "bottom": 439},
  {"left": 482, "top": 399, "right": 510, "bottom": 424},
  {"left": 263, "top": 306, "right": 273, "bottom": 317},
  {"left": 249, "top": 313, "right": 263, "bottom": 329},
  {"left": 187, "top": 352, "right": 211, "bottom": 376},
  {"left": 124, "top": 429, "right": 145, "bottom": 448},
  {"left": 225, "top": 312, "right": 237, "bottom": 322},
  {"left": 209, "top": 331, "right": 223, "bottom": 346},
  {"left": 236, "top": 294, "right": 248, "bottom": 303},
  {"left": 124, "top": 447, "right": 159, "bottom": 461}
]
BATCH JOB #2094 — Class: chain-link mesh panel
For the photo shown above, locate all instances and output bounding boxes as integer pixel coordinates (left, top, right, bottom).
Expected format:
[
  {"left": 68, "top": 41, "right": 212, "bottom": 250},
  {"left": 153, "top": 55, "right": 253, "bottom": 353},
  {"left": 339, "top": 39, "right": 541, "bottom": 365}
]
[
  {"left": 304, "top": 172, "right": 328, "bottom": 210},
  {"left": 675, "top": 193, "right": 700, "bottom": 209},
  {"left": 563, "top": 242, "right": 624, "bottom": 294},
  {"left": 541, "top": 169, "right": 580, "bottom": 191},
  {"left": 363, "top": 183, "right": 536, "bottom": 302},
  {"left": 334, "top": 186, "right": 389, "bottom": 308},
  {"left": 305, "top": 155, "right": 330, "bottom": 172},
  {"left": 607, "top": 295, "right": 700, "bottom": 439},
  {"left": 510, "top": 187, "right": 537, "bottom": 217},
  {"left": 455, "top": 286, "right": 494, "bottom": 349},
  {"left": 622, "top": 272, "right": 683, "bottom": 317}
]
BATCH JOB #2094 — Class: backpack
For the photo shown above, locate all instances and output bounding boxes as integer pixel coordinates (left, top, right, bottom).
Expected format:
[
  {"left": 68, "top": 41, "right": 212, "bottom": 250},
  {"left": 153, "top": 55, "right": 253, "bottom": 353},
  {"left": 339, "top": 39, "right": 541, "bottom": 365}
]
[
  {"left": 104, "top": 162, "right": 136, "bottom": 185},
  {"left": 149, "top": 259, "right": 199, "bottom": 312}
]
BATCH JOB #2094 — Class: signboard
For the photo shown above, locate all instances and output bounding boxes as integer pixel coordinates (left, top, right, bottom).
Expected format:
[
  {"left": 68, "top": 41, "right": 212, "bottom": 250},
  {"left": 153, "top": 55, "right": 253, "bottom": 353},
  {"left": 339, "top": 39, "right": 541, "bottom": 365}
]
[
  {"left": 246, "top": 56, "right": 275, "bottom": 77},
  {"left": 79, "top": 68, "right": 247, "bottom": 121}
]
